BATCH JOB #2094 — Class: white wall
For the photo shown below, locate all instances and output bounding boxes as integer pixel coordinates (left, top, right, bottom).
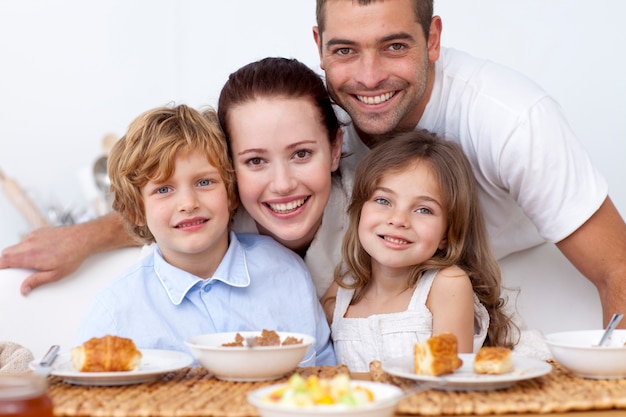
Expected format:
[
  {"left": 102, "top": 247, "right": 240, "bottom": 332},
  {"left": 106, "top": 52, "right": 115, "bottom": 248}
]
[{"left": 1, "top": 0, "right": 625, "bottom": 250}]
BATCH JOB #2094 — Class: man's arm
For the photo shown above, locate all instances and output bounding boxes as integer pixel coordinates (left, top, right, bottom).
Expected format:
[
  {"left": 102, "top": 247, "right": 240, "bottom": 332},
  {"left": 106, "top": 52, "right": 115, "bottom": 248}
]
[
  {"left": 0, "top": 212, "right": 140, "bottom": 295},
  {"left": 556, "top": 196, "right": 626, "bottom": 328}
]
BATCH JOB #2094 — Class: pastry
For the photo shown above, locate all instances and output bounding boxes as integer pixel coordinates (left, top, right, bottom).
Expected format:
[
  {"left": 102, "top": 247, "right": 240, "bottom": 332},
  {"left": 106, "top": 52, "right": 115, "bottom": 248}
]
[
  {"left": 473, "top": 346, "right": 513, "bottom": 374},
  {"left": 71, "top": 335, "right": 142, "bottom": 372},
  {"left": 414, "top": 333, "right": 463, "bottom": 376}
]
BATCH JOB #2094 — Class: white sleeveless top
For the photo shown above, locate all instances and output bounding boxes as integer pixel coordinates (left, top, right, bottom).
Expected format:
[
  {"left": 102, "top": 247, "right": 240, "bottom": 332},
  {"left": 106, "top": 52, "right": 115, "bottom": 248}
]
[{"left": 331, "top": 269, "right": 490, "bottom": 372}]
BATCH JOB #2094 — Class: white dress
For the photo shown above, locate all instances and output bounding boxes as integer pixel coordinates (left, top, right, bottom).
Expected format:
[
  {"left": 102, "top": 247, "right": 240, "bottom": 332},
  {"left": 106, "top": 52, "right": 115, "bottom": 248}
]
[{"left": 330, "top": 270, "right": 490, "bottom": 373}]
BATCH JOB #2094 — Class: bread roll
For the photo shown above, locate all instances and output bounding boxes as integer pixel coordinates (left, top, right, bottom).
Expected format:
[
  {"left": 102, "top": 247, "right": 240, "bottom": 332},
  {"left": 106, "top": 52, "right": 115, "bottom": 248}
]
[
  {"left": 414, "top": 333, "right": 463, "bottom": 376},
  {"left": 473, "top": 346, "right": 513, "bottom": 374},
  {"left": 71, "top": 335, "right": 142, "bottom": 372}
]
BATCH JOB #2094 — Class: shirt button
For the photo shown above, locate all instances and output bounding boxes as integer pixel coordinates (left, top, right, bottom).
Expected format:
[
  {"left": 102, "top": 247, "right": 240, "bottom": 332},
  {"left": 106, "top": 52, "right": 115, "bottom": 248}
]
[{"left": 203, "top": 284, "right": 212, "bottom": 293}]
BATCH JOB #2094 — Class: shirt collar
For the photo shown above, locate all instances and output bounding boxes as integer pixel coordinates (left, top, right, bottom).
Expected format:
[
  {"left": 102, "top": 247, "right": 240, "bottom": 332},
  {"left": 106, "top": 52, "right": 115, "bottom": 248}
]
[{"left": 154, "top": 231, "right": 251, "bottom": 305}]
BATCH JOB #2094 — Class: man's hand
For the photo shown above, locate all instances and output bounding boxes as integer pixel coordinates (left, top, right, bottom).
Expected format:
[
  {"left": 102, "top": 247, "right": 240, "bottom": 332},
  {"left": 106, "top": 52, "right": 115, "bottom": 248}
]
[
  {"left": 0, "top": 212, "right": 140, "bottom": 296},
  {"left": 0, "top": 226, "right": 89, "bottom": 295}
]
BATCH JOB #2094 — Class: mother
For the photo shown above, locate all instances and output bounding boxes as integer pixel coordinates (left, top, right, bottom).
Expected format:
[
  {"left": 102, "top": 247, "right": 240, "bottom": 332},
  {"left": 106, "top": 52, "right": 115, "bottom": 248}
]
[{"left": 218, "top": 57, "right": 347, "bottom": 296}]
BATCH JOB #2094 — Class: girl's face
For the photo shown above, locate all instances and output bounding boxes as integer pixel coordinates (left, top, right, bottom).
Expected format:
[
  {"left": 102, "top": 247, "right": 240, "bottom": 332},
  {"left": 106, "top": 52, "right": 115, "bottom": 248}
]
[
  {"left": 228, "top": 97, "right": 342, "bottom": 253},
  {"left": 358, "top": 161, "right": 448, "bottom": 276},
  {"left": 141, "top": 150, "right": 231, "bottom": 277}
]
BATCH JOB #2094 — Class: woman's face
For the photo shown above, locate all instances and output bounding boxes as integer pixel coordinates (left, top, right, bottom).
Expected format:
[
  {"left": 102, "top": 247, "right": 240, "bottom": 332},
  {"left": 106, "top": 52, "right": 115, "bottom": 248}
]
[{"left": 228, "top": 97, "right": 342, "bottom": 253}]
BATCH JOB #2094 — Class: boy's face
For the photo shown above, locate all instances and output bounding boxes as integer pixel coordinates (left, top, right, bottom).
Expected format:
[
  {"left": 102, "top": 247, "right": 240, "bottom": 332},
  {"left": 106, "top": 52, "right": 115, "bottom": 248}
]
[{"left": 140, "top": 150, "right": 230, "bottom": 277}]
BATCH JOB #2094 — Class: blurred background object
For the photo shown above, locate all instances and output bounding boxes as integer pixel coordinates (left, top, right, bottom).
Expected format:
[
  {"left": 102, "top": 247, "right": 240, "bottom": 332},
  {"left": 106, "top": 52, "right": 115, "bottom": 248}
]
[
  {"left": 91, "top": 133, "right": 118, "bottom": 216},
  {"left": 0, "top": 169, "right": 49, "bottom": 230}
]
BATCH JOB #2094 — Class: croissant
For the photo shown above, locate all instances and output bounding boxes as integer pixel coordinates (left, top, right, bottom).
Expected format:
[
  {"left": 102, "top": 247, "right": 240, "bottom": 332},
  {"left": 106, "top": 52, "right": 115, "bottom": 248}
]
[{"left": 71, "top": 335, "right": 142, "bottom": 372}]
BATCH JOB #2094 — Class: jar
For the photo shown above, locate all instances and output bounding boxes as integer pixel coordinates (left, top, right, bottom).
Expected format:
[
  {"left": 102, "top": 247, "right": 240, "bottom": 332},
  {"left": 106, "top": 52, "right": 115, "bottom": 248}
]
[{"left": 0, "top": 375, "right": 53, "bottom": 417}]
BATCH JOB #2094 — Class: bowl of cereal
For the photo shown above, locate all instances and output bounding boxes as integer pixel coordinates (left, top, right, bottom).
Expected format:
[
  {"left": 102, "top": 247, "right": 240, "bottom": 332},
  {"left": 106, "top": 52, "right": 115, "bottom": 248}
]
[
  {"left": 247, "top": 373, "right": 403, "bottom": 417},
  {"left": 185, "top": 330, "right": 314, "bottom": 381},
  {"left": 544, "top": 329, "right": 626, "bottom": 379}
]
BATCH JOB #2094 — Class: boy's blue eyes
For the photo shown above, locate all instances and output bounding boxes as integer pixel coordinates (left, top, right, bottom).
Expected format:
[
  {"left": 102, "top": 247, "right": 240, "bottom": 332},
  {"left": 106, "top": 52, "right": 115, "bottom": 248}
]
[{"left": 154, "top": 179, "right": 212, "bottom": 194}]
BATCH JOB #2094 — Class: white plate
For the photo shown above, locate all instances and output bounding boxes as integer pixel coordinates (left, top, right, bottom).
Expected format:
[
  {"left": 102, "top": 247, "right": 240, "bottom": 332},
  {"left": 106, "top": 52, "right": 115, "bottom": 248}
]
[
  {"left": 382, "top": 353, "right": 551, "bottom": 391},
  {"left": 30, "top": 349, "right": 193, "bottom": 386}
]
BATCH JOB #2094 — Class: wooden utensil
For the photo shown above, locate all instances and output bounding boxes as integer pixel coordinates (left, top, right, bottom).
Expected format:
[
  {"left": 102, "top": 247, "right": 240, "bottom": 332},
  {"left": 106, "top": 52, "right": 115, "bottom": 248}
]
[{"left": 0, "top": 168, "right": 49, "bottom": 229}]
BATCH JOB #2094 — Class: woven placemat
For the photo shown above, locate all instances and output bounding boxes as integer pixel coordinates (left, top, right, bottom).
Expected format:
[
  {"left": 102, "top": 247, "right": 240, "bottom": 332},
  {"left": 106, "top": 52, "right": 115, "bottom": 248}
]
[
  {"left": 47, "top": 365, "right": 349, "bottom": 417},
  {"left": 370, "top": 360, "right": 626, "bottom": 415}
]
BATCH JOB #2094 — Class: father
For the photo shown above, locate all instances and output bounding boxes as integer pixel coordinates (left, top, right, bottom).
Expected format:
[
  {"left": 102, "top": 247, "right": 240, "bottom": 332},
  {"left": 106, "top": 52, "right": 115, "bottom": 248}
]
[{"left": 2, "top": 0, "right": 626, "bottom": 328}]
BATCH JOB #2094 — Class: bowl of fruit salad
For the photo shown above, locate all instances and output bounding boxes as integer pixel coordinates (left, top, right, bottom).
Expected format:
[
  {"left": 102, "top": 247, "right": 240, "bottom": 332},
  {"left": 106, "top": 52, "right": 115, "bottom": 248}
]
[{"left": 247, "top": 373, "right": 403, "bottom": 417}]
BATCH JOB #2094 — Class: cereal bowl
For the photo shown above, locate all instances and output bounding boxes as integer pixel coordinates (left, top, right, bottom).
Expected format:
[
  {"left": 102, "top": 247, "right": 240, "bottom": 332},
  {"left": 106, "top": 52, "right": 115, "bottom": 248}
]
[
  {"left": 185, "top": 331, "right": 314, "bottom": 381},
  {"left": 544, "top": 329, "right": 626, "bottom": 379},
  {"left": 247, "top": 374, "right": 403, "bottom": 417}
]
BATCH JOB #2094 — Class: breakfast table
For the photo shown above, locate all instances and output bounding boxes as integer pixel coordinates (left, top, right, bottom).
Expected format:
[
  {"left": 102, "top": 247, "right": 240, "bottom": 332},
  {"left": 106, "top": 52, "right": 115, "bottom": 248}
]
[{"left": 43, "top": 360, "right": 626, "bottom": 417}]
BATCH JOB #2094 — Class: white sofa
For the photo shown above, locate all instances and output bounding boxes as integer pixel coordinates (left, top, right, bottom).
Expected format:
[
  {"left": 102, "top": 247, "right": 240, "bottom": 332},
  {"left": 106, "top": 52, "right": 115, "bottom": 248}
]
[
  {"left": 0, "top": 247, "right": 142, "bottom": 360},
  {"left": 0, "top": 243, "right": 602, "bottom": 360}
]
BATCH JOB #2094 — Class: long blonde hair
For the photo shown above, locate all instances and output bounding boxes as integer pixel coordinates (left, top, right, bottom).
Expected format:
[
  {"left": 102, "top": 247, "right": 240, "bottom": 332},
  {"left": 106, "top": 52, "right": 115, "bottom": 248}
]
[{"left": 337, "top": 130, "right": 515, "bottom": 347}]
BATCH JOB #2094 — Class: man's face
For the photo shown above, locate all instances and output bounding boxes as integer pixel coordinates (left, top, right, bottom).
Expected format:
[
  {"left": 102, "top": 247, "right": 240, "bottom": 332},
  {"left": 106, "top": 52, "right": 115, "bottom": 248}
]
[{"left": 314, "top": 0, "right": 441, "bottom": 146}]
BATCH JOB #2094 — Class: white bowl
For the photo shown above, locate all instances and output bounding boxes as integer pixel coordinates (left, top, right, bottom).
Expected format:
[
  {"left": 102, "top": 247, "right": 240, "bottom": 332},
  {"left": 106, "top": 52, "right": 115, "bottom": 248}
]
[
  {"left": 185, "top": 331, "right": 314, "bottom": 381},
  {"left": 544, "top": 329, "right": 626, "bottom": 379},
  {"left": 247, "top": 380, "right": 402, "bottom": 417}
]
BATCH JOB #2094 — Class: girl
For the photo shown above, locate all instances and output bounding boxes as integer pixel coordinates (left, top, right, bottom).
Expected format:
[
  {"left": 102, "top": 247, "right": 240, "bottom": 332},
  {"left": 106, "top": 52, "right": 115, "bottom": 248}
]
[
  {"left": 322, "top": 130, "right": 515, "bottom": 372},
  {"left": 217, "top": 57, "right": 347, "bottom": 297}
]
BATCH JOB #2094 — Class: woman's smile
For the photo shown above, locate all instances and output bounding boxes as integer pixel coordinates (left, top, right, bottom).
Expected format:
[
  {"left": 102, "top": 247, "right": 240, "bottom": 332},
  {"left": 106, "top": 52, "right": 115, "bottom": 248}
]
[{"left": 265, "top": 196, "right": 310, "bottom": 215}]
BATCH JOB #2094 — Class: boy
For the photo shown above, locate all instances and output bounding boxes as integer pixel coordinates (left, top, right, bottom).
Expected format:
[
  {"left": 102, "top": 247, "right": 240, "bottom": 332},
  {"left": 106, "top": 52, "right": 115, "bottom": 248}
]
[{"left": 75, "top": 104, "right": 335, "bottom": 366}]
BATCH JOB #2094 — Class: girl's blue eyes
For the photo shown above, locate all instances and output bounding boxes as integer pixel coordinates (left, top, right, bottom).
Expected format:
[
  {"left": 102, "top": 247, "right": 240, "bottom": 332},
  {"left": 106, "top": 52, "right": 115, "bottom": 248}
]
[
  {"left": 372, "top": 198, "right": 434, "bottom": 214},
  {"left": 374, "top": 198, "right": 390, "bottom": 206}
]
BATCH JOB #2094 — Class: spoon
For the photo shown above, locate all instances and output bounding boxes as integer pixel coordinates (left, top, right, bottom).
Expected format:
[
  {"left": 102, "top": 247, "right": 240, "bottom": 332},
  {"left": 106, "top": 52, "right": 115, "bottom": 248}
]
[
  {"left": 245, "top": 336, "right": 257, "bottom": 348},
  {"left": 93, "top": 155, "right": 110, "bottom": 195},
  {"left": 597, "top": 313, "right": 624, "bottom": 346}
]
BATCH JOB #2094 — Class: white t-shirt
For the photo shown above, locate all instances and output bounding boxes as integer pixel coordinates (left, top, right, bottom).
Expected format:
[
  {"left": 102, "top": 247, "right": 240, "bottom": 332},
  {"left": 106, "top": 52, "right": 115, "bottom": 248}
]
[{"left": 340, "top": 47, "right": 608, "bottom": 260}]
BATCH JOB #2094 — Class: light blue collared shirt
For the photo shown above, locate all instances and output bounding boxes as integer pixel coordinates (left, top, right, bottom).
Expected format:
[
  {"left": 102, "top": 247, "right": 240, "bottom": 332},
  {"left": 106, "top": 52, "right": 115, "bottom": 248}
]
[{"left": 76, "top": 232, "right": 336, "bottom": 367}]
